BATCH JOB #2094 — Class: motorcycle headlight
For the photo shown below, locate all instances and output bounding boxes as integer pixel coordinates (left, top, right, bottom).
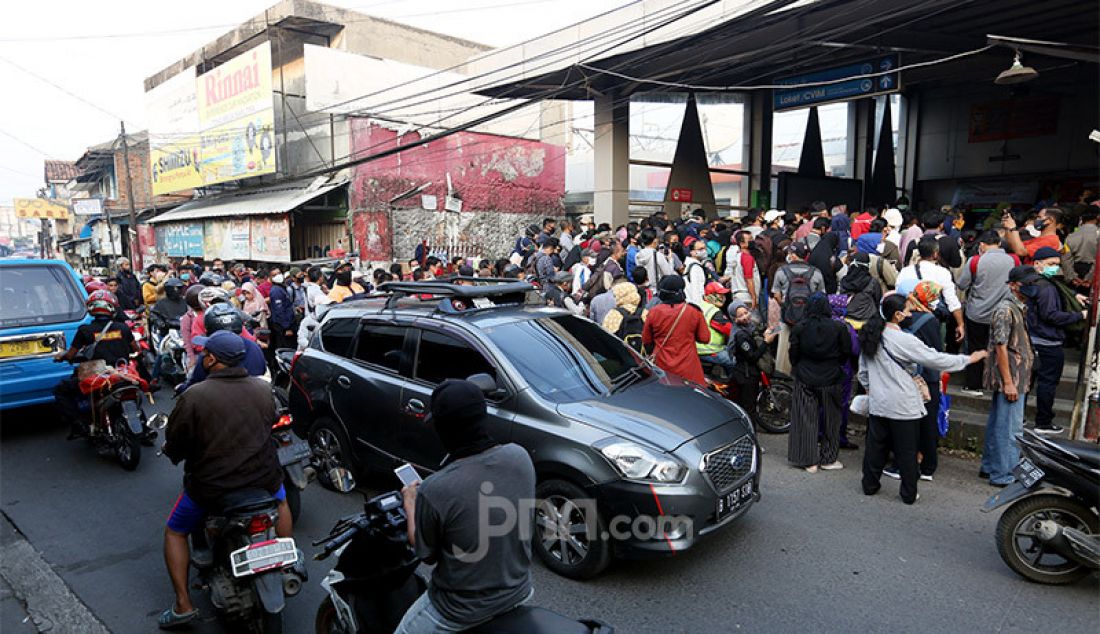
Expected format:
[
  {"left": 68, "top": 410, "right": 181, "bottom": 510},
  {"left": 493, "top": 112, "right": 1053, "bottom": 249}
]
[{"left": 597, "top": 440, "right": 687, "bottom": 483}]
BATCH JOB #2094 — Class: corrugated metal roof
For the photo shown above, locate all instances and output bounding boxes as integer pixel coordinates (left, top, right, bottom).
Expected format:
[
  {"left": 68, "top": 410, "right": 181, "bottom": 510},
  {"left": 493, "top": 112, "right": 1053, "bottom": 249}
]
[{"left": 147, "top": 177, "right": 347, "bottom": 224}]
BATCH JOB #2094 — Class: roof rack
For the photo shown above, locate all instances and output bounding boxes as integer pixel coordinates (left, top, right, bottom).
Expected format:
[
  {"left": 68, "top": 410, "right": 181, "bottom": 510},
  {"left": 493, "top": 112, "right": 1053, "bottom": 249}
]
[{"left": 377, "top": 279, "right": 539, "bottom": 312}]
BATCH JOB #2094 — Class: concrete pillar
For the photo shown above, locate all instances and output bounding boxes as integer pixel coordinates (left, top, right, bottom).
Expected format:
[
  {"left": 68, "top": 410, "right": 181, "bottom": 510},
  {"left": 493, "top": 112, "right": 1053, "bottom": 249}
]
[
  {"left": 593, "top": 94, "right": 630, "bottom": 228},
  {"left": 749, "top": 91, "right": 773, "bottom": 209},
  {"left": 898, "top": 92, "right": 920, "bottom": 199}
]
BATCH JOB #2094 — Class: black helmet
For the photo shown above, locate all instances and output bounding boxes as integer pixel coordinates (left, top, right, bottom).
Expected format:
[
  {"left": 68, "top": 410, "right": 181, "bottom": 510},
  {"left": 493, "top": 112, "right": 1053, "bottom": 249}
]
[
  {"left": 203, "top": 302, "right": 244, "bottom": 335},
  {"left": 525, "top": 224, "right": 540, "bottom": 238},
  {"left": 164, "top": 277, "right": 185, "bottom": 299}
]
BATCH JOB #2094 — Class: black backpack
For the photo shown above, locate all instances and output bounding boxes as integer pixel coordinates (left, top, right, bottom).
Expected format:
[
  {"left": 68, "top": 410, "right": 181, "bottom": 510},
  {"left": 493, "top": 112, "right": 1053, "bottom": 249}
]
[
  {"left": 780, "top": 264, "right": 813, "bottom": 325},
  {"left": 614, "top": 304, "right": 646, "bottom": 352}
]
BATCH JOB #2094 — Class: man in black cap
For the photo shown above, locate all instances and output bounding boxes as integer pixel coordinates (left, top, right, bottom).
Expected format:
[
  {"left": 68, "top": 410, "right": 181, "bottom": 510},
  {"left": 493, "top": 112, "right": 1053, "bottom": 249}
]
[
  {"left": 158, "top": 331, "right": 287, "bottom": 628},
  {"left": 1022, "top": 246, "right": 1087, "bottom": 434},
  {"left": 397, "top": 379, "right": 535, "bottom": 634},
  {"left": 981, "top": 266, "right": 1038, "bottom": 486}
]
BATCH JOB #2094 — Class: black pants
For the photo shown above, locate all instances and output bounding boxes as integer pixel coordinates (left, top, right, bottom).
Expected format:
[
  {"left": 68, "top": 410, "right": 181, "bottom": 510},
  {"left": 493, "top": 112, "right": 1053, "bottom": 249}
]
[
  {"left": 53, "top": 376, "right": 82, "bottom": 425},
  {"left": 964, "top": 318, "right": 990, "bottom": 390},
  {"left": 1033, "top": 344, "right": 1064, "bottom": 428},
  {"left": 734, "top": 374, "right": 760, "bottom": 425},
  {"left": 863, "top": 415, "right": 920, "bottom": 504},
  {"left": 789, "top": 379, "right": 842, "bottom": 467},
  {"left": 918, "top": 388, "right": 940, "bottom": 477}
]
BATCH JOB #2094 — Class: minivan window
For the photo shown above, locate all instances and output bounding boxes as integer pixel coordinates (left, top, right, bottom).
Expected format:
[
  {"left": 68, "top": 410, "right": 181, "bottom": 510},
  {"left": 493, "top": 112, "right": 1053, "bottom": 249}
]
[
  {"left": 0, "top": 265, "right": 85, "bottom": 329},
  {"left": 414, "top": 330, "right": 496, "bottom": 385},
  {"left": 484, "top": 315, "right": 650, "bottom": 403},
  {"left": 355, "top": 324, "right": 409, "bottom": 373},
  {"left": 320, "top": 318, "right": 357, "bottom": 356}
]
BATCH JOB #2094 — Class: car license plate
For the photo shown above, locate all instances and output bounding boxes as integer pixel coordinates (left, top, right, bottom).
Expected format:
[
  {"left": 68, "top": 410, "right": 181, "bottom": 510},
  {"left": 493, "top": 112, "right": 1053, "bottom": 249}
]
[
  {"left": 0, "top": 339, "right": 51, "bottom": 359},
  {"left": 277, "top": 440, "right": 311, "bottom": 466},
  {"left": 716, "top": 480, "right": 754, "bottom": 520},
  {"left": 1013, "top": 458, "right": 1045, "bottom": 488},
  {"left": 230, "top": 538, "right": 297, "bottom": 577}
]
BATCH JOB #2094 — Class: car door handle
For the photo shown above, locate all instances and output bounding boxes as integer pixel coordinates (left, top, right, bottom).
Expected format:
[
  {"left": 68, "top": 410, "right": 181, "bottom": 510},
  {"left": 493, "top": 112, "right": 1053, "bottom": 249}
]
[
  {"left": 336, "top": 375, "right": 352, "bottom": 389},
  {"left": 405, "top": 399, "right": 426, "bottom": 415}
]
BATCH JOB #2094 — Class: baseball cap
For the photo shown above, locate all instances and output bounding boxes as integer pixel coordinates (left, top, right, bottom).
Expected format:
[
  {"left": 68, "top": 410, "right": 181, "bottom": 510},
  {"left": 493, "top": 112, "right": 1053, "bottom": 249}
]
[
  {"left": 1008, "top": 265, "right": 1041, "bottom": 284},
  {"left": 192, "top": 330, "right": 246, "bottom": 366},
  {"left": 764, "top": 209, "right": 784, "bottom": 224},
  {"left": 883, "top": 208, "right": 903, "bottom": 229},
  {"left": 1031, "top": 246, "right": 1061, "bottom": 261},
  {"left": 704, "top": 282, "right": 729, "bottom": 295},
  {"left": 787, "top": 242, "right": 809, "bottom": 258}
]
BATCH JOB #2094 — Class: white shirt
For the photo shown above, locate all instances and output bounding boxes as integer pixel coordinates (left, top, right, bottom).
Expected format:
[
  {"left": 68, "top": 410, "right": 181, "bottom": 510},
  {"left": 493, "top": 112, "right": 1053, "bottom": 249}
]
[
  {"left": 896, "top": 260, "right": 962, "bottom": 313},
  {"left": 684, "top": 256, "right": 707, "bottom": 307},
  {"left": 570, "top": 262, "right": 591, "bottom": 296},
  {"left": 304, "top": 282, "right": 328, "bottom": 317}
]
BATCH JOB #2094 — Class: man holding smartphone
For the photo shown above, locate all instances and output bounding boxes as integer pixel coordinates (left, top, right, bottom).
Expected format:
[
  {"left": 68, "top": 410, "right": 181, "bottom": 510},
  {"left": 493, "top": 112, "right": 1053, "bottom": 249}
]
[{"left": 396, "top": 380, "right": 536, "bottom": 634}]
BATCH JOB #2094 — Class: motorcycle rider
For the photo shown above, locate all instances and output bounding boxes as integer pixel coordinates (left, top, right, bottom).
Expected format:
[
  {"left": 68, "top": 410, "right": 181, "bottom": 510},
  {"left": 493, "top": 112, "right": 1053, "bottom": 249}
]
[
  {"left": 152, "top": 277, "right": 188, "bottom": 324},
  {"left": 53, "top": 291, "right": 139, "bottom": 438},
  {"left": 696, "top": 282, "right": 736, "bottom": 375},
  {"left": 176, "top": 303, "right": 266, "bottom": 393},
  {"left": 397, "top": 379, "right": 536, "bottom": 633},
  {"left": 159, "top": 330, "right": 289, "bottom": 629}
]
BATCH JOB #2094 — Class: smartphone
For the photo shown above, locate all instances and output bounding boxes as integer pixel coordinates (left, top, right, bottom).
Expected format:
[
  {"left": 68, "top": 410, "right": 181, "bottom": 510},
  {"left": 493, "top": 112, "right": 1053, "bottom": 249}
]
[{"left": 394, "top": 463, "right": 422, "bottom": 487}]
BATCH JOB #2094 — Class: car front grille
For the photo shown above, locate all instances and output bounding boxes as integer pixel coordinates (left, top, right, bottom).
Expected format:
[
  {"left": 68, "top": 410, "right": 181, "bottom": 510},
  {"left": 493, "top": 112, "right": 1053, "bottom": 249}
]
[{"left": 702, "top": 435, "right": 755, "bottom": 493}]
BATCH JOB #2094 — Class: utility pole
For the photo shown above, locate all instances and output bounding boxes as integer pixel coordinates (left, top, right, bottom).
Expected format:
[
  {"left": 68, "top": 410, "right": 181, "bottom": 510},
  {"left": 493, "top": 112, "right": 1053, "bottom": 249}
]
[{"left": 119, "top": 122, "right": 140, "bottom": 268}]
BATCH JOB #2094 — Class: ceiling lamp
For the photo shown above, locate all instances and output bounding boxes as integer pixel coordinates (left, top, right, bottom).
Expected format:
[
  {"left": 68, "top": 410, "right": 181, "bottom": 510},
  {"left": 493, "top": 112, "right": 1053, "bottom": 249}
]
[{"left": 995, "top": 50, "right": 1039, "bottom": 85}]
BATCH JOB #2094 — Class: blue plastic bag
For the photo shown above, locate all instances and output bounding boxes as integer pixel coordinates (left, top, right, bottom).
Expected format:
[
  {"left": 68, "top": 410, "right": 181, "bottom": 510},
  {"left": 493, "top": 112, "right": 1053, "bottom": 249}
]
[{"left": 938, "top": 392, "right": 951, "bottom": 437}]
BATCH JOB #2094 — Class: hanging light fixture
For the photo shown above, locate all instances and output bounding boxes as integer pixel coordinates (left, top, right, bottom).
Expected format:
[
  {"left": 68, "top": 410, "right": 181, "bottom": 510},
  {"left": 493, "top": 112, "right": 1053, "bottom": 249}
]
[{"left": 995, "top": 50, "right": 1039, "bottom": 85}]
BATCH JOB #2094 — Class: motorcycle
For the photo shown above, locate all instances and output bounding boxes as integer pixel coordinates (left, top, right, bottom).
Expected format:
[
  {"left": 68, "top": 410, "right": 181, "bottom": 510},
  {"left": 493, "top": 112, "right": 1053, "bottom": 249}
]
[
  {"left": 149, "top": 311, "right": 187, "bottom": 386},
  {"left": 313, "top": 490, "right": 612, "bottom": 634},
  {"left": 59, "top": 355, "right": 160, "bottom": 470},
  {"left": 982, "top": 429, "right": 1100, "bottom": 585},
  {"left": 701, "top": 359, "right": 792, "bottom": 434},
  {"left": 124, "top": 307, "right": 157, "bottom": 387},
  {"left": 272, "top": 408, "right": 313, "bottom": 525}
]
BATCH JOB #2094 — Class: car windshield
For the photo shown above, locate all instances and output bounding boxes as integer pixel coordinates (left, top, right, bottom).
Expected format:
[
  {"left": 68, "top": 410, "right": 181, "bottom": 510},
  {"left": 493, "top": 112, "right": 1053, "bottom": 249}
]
[
  {"left": 0, "top": 265, "right": 85, "bottom": 329},
  {"left": 483, "top": 315, "right": 651, "bottom": 403}
]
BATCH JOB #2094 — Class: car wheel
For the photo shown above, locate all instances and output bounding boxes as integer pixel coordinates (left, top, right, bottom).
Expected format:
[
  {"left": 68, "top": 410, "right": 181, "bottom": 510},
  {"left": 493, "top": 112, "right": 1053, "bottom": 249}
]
[
  {"left": 533, "top": 479, "right": 611, "bottom": 580},
  {"left": 309, "top": 418, "right": 358, "bottom": 493}
]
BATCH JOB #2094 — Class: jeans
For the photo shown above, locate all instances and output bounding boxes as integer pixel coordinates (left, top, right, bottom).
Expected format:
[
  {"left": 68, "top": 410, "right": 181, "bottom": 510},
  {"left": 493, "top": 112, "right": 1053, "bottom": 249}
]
[
  {"left": 700, "top": 349, "right": 736, "bottom": 375},
  {"left": 1032, "top": 344, "right": 1064, "bottom": 429},
  {"left": 963, "top": 318, "right": 990, "bottom": 390},
  {"left": 982, "top": 392, "right": 1026, "bottom": 485},
  {"left": 395, "top": 588, "right": 533, "bottom": 634}
]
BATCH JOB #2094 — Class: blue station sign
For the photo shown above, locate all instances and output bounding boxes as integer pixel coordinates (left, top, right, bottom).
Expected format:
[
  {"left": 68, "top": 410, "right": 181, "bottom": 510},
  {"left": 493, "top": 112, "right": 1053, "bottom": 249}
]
[{"left": 773, "top": 54, "right": 900, "bottom": 111}]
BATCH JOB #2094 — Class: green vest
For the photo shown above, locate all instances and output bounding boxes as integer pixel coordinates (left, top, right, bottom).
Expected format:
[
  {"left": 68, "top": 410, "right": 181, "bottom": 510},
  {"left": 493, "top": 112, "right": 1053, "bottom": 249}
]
[{"left": 696, "top": 302, "right": 727, "bottom": 355}]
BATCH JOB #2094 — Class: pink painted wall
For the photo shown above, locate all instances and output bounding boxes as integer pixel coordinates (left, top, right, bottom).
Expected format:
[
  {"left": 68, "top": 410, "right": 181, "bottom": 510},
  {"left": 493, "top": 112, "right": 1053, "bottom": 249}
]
[{"left": 348, "top": 119, "right": 565, "bottom": 215}]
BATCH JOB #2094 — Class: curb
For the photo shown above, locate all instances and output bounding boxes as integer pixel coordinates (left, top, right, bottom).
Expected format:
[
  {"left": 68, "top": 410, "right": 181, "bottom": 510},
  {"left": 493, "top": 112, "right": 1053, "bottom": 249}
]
[{"left": 0, "top": 512, "right": 111, "bottom": 634}]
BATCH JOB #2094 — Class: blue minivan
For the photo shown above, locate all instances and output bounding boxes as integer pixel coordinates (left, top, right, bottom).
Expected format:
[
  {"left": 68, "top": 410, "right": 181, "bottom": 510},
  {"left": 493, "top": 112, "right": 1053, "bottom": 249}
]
[{"left": 0, "top": 259, "right": 88, "bottom": 410}]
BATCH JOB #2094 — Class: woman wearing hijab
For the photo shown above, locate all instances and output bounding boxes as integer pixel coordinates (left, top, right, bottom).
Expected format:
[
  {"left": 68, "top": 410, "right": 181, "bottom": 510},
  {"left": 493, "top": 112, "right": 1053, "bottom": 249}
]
[
  {"left": 788, "top": 292, "right": 853, "bottom": 472},
  {"left": 641, "top": 275, "right": 711, "bottom": 385},
  {"left": 829, "top": 212, "right": 851, "bottom": 254},
  {"left": 858, "top": 294, "right": 985, "bottom": 504},
  {"left": 240, "top": 281, "right": 269, "bottom": 331},
  {"left": 808, "top": 232, "right": 841, "bottom": 293},
  {"left": 828, "top": 294, "right": 861, "bottom": 450},
  {"left": 838, "top": 252, "right": 883, "bottom": 325},
  {"left": 728, "top": 299, "right": 778, "bottom": 424}
]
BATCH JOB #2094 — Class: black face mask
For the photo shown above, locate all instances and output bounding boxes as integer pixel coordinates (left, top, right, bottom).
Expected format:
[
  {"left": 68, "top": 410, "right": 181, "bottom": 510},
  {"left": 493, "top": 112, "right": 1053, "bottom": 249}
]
[{"left": 335, "top": 271, "right": 352, "bottom": 285}]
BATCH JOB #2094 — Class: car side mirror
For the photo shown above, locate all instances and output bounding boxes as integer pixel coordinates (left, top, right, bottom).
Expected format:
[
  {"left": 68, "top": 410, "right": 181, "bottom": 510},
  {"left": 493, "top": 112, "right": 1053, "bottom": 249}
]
[{"left": 466, "top": 373, "right": 506, "bottom": 399}]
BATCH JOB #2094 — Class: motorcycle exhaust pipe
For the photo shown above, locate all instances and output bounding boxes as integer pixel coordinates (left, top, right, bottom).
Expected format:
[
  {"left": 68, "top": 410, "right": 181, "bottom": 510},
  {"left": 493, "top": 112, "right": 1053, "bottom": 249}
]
[
  {"left": 1036, "top": 520, "right": 1099, "bottom": 567},
  {"left": 282, "top": 571, "right": 303, "bottom": 597}
]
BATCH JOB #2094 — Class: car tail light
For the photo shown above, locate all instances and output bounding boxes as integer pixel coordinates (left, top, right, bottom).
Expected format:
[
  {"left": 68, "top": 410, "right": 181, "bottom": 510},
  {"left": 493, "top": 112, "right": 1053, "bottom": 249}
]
[
  {"left": 247, "top": 514, "right": 274, "bottom": 535},
  {"left": 272, "top": 414, "right": 292, "bottom": 430}
]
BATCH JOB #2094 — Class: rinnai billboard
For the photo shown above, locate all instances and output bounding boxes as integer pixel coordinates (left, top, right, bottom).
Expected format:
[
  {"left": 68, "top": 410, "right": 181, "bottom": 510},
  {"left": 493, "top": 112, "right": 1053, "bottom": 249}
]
[{"left": 148, "top": 42, "right": 276, "bottom": 195}]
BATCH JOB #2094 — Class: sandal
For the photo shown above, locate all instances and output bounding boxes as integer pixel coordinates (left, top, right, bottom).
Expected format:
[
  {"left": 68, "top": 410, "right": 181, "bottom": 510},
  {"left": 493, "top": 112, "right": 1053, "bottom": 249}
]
[{"left": 158, "top": 608, "right": 198, "bottom": 630}]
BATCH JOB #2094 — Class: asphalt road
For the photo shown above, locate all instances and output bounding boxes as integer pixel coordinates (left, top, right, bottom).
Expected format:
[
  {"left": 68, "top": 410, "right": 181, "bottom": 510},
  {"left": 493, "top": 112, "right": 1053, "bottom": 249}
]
[{"left": 1, "top": 391, "right": 1096, "bottom": 633}]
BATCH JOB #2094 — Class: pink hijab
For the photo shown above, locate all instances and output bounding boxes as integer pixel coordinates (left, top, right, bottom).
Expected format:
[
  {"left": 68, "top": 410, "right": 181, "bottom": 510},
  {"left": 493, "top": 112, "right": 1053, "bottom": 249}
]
[{"left": 241, "top": 282, "right": 267, "bottom": 316}]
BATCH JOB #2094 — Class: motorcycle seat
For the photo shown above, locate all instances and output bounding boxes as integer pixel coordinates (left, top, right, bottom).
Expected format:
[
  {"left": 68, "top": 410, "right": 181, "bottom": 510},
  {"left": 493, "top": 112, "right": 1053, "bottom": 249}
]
[
  {"left": 1051, "top": 438, "right": 1100, "bottom": 470},
  {"left": 215, "top": 488, "right": 278, "bottom": 516},
  {"left": 467, "top": 606, "right": 610, "bottom": 634}
]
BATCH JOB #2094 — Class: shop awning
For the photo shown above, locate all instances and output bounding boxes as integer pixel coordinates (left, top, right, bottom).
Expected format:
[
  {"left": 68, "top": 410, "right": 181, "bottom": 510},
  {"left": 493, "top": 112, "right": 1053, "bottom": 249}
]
[{"left": 147, "top": 177, "right": 347, "bottom": 224}]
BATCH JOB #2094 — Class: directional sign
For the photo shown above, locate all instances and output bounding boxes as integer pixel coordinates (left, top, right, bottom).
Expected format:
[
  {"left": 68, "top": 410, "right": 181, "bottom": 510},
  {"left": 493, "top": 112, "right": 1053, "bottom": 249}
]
[{"left": 773, "top": 55, "right": 900, "bottom": 112}]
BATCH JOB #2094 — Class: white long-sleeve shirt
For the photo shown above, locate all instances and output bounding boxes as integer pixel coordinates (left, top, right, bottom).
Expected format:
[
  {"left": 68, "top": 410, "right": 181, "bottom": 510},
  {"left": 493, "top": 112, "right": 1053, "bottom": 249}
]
[
  {"left": 684, "top": 256, "right": 707, "bottom": 307},
  {"left": 895, "top": 261, "right": 962, "bottom": 313},
  {"left": 858, "top": 328, "right": 970, "bottom": 419}
]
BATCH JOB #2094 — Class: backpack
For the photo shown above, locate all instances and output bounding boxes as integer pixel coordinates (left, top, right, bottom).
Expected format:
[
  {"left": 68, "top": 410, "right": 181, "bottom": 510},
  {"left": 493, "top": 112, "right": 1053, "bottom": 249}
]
[
  {"left": 779, "top": 264, "right": 813, "bottom": 325},
  {"left": 713, "top": 245, "right": 731, "bottom": 277},
  {"left": 683, "top": 261, "right": 720, "bottom": 287},
  {"left": 1049, "top": 278, "right": 1087, "bottom": 335},
  {"left": 614, "top": 304, "right": 646, "bottom": 352},
  {"left": 583, "top": 261, "right": 611, "bottom": 298},
  {"left": 560, "top": 245, "right": 582, "bottom": 272}
]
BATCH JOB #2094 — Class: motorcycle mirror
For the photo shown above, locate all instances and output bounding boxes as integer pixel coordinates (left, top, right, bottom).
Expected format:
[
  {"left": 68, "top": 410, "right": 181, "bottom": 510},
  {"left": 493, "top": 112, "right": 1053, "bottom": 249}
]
[
  {"left": 147, "top": 413, "right": 169, "bottom": 431},
  {"left": 329, "top": 467, "right": 357, "bottom": 493}
]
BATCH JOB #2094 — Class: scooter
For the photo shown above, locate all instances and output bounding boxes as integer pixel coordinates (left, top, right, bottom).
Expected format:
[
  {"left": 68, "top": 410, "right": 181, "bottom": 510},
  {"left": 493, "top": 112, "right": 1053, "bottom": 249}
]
[
  {"left": 982, "top": 429, "right": 1100, "bottom": 585},
  {"left": 272, "top": 408, "right": 313, "bottom": 525},
  {"left": 313, "top": 491, "right": 612, "bottom": 634},
  {"left": 149, "top": 311, "right": 187, "bottom": 386}
]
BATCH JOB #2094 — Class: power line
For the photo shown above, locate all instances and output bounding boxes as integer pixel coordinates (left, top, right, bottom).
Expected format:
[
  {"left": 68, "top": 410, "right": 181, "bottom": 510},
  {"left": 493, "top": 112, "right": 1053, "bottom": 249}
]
[
  {"left": 0, "top": 55, "right": 129, "bottom": 123},
  {"left": 0, "top": 129, "right": 51, "bottom": 155}
]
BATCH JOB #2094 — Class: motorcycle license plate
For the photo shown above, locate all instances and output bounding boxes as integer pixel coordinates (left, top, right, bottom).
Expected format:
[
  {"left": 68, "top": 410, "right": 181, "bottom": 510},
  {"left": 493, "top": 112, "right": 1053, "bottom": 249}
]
[
  {"left": 230, "top": 538, "right": 297, "bottom": 578},
  {"left": 277, "top": 440, "right": 312, "bottom": 466},
  {"left": 716, "top": 480, "right": 754, "bottom": 521},
  {"left": 1012, "top": 458, "right": 1044, "bottom": 488}
]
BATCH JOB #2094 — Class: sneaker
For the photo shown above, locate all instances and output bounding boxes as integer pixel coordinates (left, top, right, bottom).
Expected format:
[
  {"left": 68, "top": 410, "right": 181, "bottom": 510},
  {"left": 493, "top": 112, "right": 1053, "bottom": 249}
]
[
  {"left": 920, "top": 474, "right": 933, "bottom": 482},
  {"left": 804, "top": 465, "right": 819, "bottom": 473},
  {"left": 978, "top": 469, "right": 989, "bottom": 479},
  {"left": 820, "top": 462, "right": 844, "bottom": 471},
  {"left": 882, "top": 467, "right": 901, "bottom": 480},
  {"left": 959, "top": 388, "right": 985, "bottom": 398},
  {"left": 1033, "top": 425, "right": 1064, "bottom": 435}
]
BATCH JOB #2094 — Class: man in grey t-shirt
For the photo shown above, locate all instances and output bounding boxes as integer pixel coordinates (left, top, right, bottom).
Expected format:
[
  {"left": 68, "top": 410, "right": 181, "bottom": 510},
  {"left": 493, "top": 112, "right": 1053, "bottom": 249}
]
[{"left": 397, "top": 380, "right": 536, "bottom": 633}]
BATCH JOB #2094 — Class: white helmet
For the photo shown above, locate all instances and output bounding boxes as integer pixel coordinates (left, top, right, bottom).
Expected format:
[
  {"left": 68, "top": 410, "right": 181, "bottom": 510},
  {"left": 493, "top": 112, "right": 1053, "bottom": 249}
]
[{"left": 197, "top": 286, "right": 230, "bottom": 310}]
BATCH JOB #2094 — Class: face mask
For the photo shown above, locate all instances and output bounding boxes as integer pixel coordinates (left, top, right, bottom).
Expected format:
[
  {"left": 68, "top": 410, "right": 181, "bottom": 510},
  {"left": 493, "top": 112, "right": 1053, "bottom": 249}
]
[
  {"left": 1041, "top": 265, "right": 1060, "bottom": 277},
  {"left": 1020, "top": 285, "right": 1040, "bottom": 298},
  {"left": 181, "top": 273, "right": 190, "bottom": 281},
  {"left": 1034, "top": 220, "right": 1046, "bottom": 231}
]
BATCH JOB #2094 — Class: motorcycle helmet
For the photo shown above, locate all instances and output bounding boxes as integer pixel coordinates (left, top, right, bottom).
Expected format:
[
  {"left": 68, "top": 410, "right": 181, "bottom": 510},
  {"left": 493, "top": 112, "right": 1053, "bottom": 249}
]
[
  {"left": 163, "top": 277, "right": 185, "bottom": 300},
  {"left": 84, "top": 280, "right": 107, "bottom": 293},
  {"left": 86, "top": 290, "right": 119, "bottom": 318},
  {"left": 184, "top": 285, "right": 204, "bottom": 311},
  {"left": 197, "top": 286, "right": 230, "bottom": 310},
  {"left": 198, "top": 271, "right": 224, "bottom": 287},
  {"left": 203, "top": 302, "right": 244, "bottom": 335}
]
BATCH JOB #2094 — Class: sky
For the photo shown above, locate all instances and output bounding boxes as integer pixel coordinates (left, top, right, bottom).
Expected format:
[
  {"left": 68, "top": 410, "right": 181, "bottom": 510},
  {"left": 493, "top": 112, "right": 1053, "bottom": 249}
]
[{"left": 0, "top": 0, "right": 631, "bottom": 205}]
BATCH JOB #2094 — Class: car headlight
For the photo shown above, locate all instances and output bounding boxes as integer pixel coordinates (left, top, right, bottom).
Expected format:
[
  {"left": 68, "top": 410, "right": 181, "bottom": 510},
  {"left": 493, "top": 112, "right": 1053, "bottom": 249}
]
[{"left": 597, "top": 440, "right": 687, "bottom": 483}]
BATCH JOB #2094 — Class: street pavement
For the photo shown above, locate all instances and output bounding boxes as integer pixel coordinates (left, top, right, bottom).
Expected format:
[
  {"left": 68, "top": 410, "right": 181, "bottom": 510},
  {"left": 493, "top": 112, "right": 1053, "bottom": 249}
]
[{"left": 1, "top": 391, "right": 1096, "bottom": 633}]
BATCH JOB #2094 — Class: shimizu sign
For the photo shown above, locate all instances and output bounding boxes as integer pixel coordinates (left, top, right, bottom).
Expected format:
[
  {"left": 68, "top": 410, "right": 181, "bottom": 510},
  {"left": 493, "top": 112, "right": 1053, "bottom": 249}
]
[
  {"left": 197, "top": 41, "right": 276, "bottom": 187},
  {"left": 14, "top": 198, "right": 69, "bottom": 220}
]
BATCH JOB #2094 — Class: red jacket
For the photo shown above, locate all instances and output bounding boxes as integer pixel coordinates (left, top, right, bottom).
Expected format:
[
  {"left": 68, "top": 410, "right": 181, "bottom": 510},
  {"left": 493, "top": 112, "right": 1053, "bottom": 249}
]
[
  {"left": 642, "top": 302, "right": 710, "bottom": 385},
  {"left": 850, "top": 212, "right": 874, "bottom": 240}
]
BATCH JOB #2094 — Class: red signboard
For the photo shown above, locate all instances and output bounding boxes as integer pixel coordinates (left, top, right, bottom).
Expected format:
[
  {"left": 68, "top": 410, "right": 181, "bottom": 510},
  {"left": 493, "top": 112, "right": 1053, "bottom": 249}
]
[
  {"left": 968, "top": 96, "right": 1059, "bottom": 143},
  {"left": 671, "top": 188, "right": 694, "bottom": 203}
]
